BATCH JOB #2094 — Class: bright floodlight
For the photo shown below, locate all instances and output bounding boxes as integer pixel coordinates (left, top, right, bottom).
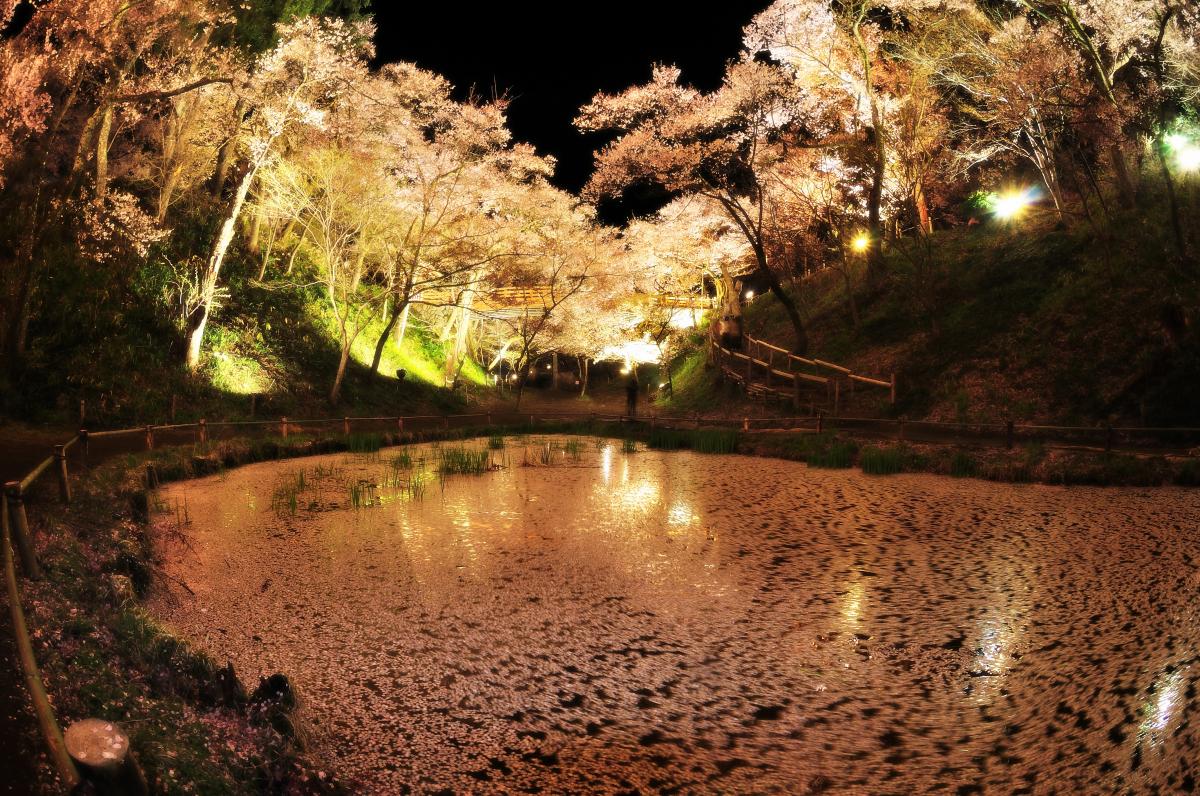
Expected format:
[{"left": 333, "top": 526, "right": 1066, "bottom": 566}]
[
  {"left": 851, "top": 232, "right": 870, "bottom": 253},
  {"left": 1177, "top": 145, "right": 1200, "bottom": 172},
  {"left": 1166, "top": 133, "right": 1189, "bottom": 150},
  {"left": 745, "top": 289, "right": 755, "bottom": 300},
  {"left": 992, "top": 188, "right": 1035, "bottom": 220}
]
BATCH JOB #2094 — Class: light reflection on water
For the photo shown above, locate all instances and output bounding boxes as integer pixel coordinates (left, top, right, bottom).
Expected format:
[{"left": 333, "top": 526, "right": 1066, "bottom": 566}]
[{"left": 146, "top": 436, "right": 1200, "bottom": 794}]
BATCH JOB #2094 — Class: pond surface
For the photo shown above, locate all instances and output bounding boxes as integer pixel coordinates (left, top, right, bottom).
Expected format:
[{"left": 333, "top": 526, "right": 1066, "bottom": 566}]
[{"left": 149, "top": 437, "right": 1200, "bottom": 794}]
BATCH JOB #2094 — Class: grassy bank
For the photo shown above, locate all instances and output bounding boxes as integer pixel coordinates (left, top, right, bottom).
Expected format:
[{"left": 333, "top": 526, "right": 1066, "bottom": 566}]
[{"left": 678, "top": 202, "right": 1200, "bottom": 427}]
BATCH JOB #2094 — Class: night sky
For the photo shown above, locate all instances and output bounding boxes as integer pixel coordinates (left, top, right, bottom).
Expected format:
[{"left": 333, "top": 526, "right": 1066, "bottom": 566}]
[{"left": 371, "top": 1, "right": 772, "bottom": 195}]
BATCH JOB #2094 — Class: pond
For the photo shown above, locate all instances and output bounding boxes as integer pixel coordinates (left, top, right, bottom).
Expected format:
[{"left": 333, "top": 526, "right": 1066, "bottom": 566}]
[{"left": 149, "top": 436, "right": 1200, "bottom": 794}]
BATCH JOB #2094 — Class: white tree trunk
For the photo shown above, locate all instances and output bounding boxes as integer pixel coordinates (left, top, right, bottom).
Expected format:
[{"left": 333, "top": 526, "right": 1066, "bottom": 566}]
[{"left": 186, "top": 163, "right": 258, "bottom": 370}]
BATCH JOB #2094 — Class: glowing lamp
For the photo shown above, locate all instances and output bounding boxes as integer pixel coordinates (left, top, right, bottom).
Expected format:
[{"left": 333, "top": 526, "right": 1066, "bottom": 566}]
[
  {"left": 1177, "top": 145, "right": 1200, "bottom": 173},
  {"left": 851, "top": 233, "right": 870, "bottom": 253},
  {"left": 991, "top": 188, "right": 1036, "bottom": 220},
  {"left": 745, "top": 290, "right": 755, "bottom": 300}
]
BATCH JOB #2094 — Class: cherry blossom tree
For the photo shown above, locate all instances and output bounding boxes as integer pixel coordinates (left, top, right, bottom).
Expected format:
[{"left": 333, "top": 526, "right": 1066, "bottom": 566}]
[
  {"left": 578, "top": 62, "right": 815, "bottom": 353},
  {"left": 184, "top": 17, "right": 371, "bottom": 370}
]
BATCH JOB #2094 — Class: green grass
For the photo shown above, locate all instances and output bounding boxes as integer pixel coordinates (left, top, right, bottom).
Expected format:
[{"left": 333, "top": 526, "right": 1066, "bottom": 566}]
[
  {"left": 859, "top": 445, "right": 909, "bottom": 475},
  {"left": 346, "top": 432, "right": 384, "bottom": 453},
  {"left": 437, "top": 446, "right": 492, "bottom": 475},
  {"left": 949, "top": 450, "right": 978, "bottom": 478},
  {"left": 647, "top": 427, "right": 739, "bottom": 454},
  {"left": 808, "top": 441, "right": 857, "bottom": 469}
]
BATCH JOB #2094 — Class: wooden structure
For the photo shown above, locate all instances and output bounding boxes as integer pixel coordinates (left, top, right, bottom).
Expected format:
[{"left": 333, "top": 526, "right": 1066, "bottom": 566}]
[{"left": 710, "top": 333, "right": 895, "bottom": 412}]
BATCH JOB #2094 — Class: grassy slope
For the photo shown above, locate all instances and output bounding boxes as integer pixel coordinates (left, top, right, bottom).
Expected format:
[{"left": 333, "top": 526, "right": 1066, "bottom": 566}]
[{"left": 729, "top": 202, "right": 1200, "bottom": 426}]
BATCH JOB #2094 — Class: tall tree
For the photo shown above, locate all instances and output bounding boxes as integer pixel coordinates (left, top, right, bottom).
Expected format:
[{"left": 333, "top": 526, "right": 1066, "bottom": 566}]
[{"left": 578, "top": 62, "right": 815, "bottom": 354}]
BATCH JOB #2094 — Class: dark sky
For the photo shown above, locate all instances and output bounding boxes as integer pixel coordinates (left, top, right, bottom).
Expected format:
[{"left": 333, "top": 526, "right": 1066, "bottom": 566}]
[{"left": 371, "top": 1, "right": 772, "bottom": 195}]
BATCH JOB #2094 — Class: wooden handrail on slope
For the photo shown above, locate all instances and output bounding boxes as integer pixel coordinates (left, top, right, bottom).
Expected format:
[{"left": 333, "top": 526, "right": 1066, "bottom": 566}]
[{"left": 711, "top": 335, "right": 895, "bottom": 409}]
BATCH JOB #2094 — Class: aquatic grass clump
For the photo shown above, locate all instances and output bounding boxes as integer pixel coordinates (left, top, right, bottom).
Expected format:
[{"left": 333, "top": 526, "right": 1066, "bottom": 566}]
[
  {"left": 348, "top": 480, "right": 379, "bottom": 509},
  {"left": 950, "top": 450, "right": 978, "bottom": 478},
  {"left": 807, "top": 441, "right": 857, "bottom": 469},
  {"left": 562, "top": 439, "right": 585, "bottom": 461},
  {"left": 859, "top": 445, "right": 909, "bottom": 475},
  {"left": 390, "top": 449, "right": 413, "bottom": 471},
  {"left": 647, "top": 427, "right": 739, "bottom": 454},
  {"left": 346, "top": 432, "right": 384, "bottom": 454},
  {"left": 270, "top": 467, "right": 315, "bottom": 515},
  {"left": 488, "top": 434, "right": 506, "bottom": 450},
  {"left": 621, "top": 438, "right": 638, "bottom": 454},
  {"left": 437, "top": 446, "right": 492, "bottom": 475},
  {"left": 647, "top": 428, "right": 687, "bottom": 450},
  {"left": 691, "top": 429, "right": 738, "bottom": 454}
]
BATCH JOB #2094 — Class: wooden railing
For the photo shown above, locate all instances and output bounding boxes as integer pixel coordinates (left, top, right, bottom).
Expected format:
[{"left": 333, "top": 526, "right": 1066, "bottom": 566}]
[{"left": 710, "top": 335, "right": 895, "bottom": 412}]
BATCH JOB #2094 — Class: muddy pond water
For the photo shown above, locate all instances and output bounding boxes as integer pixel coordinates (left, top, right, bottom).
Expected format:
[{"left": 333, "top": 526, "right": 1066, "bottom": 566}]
[{"left": 148, "top": 436, "right": 1200, "bottom": 794}]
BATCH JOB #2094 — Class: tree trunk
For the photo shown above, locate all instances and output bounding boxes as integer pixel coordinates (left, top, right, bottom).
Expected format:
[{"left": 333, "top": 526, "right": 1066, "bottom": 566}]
[
  {"left": 753, "top": 252, "right": 807, "bottom": 355},
  {"left": 1108, "top": 142, "right": 1137, "bottom": 209},
  {"left": 551, "top": 351, "right": 559, "bottom": 391},
  {"left": 370, "top": 299, "right": 406, "bottom": 375},
  {"left": 395, "top": 299, "right": 411, "bottom": 347},
  {"left": 912, "top": 182, "right": 932, "bottom": 235},
  {"left": 514, "top": 359, "right": 531, "bottom": 410},
  {"left": 211, "top": 100, "right": 243, "bottom": 198},
  {"left": 95, "top": 104, "right": 113, "bottom": 200},
  {"left": 866, "top": 107, "right": 887, "bottom": 281},
  {"left": 186, "top": 163, "right": 258, "bottom": 370},
  {"left": 579, "top": 356, "right": 589, "bottom": 397},
  {"left": 330, "top": 339, "right": 351, "bottom": 405}
]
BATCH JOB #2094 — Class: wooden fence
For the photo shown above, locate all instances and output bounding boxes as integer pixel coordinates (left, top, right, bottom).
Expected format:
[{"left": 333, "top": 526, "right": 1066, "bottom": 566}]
[{"left": 709, "top": 334, "right": 895, "bottom": 412}]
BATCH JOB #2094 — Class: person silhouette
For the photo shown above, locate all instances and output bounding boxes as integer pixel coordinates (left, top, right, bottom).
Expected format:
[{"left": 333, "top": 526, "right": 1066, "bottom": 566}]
[{"left": 625, "top": 370, "right": 639, "bottom": 418}]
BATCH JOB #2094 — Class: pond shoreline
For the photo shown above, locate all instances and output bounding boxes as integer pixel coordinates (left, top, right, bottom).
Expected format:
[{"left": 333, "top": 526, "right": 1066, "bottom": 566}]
[
  {"left": 15, "top": 423, "right": 1198, "bottom": 791},
  {"left": 146, "top": 435, "right": 1200, "bottom": 793}
]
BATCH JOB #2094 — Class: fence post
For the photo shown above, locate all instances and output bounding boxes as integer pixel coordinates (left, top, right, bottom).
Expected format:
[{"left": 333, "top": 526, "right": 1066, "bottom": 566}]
[
  {"left": 144, "top": 426, "right": 154, "bottom": 451},
  {"left": 79, "top": 399, "right": 86, "bottom": 427},
  {"left": 834, "top": 379, "right": 841, "bottom": 416},
  {"left": 54, "top": 446, "right": 71, "bottom": 505},
  {"left": 343, "top": 416, "right": 350, "bottom": 436},
  {"left": 198, "top": 419, "right": 207, "bottom": 445},
  {"left": 745, "top": 355, "right": 753, "bottom": 384},
  {"left": 280, "top": 417, "right": 289, "bottom": 439},
  {"left": 1105, "top": 424, "right": 1114, "bottom": 452},
  {"left": 792, "top": 373, "right": 801, "bottom": 411},
  {"left": 397, "top": 417, "right": 404, "bottom": 434},
  {"left": 890, "top": 373, "right": 896, "bottom": 405},
  {"left": 1005, "top": 421, "right": 1014, "bottom": 451},
  {"left": 4, "top": 484, "right": 40, "bottom": 580},
  {"left": 742, "top": 417, "right": 749, "bottom": 432},
  {"left": 65, "top": 719, "right": 148, "bottom": 796},
  {"left": 650, "top": 413, "right": 656, "bottom": 430},
  {"left": 486, "top": 413, "right": 492, "bottom": 426},
  {"left": 817, "top": 412, "right": 823, "bottom": 435}
]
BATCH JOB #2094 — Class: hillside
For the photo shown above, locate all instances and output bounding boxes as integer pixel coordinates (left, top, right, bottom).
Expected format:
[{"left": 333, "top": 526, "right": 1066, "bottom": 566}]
[{"left": 665, "top": 202, "right": 1200, "bottom": 427}]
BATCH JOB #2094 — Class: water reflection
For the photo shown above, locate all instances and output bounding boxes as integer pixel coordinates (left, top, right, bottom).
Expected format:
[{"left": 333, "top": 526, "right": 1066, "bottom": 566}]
[{"left": 1139, "top": 667, "right": 1186, "bottom": 744}]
